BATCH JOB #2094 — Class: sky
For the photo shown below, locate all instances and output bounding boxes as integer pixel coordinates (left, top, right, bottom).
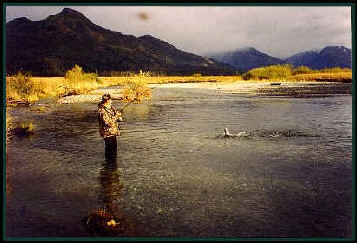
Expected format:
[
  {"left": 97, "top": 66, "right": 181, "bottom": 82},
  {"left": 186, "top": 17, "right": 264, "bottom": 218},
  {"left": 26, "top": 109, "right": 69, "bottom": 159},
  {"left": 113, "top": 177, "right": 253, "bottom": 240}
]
[{"left": 5, "top": 5, "right": 352, "bottom": 59}]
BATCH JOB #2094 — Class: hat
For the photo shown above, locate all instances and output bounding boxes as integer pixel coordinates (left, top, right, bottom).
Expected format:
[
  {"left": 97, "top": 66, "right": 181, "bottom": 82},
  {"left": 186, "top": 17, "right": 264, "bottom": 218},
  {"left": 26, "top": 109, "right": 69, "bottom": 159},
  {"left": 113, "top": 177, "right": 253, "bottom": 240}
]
[{"left": 101, "top": 93, "right": 111, "bottom": 103}]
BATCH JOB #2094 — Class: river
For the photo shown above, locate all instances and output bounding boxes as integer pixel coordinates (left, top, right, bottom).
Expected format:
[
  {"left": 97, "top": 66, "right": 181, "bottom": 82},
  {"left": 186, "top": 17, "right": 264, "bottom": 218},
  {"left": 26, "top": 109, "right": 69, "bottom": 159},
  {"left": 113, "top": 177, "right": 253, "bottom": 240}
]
[{"left": 6, "top": 86, "right": 353, "bottom": 238}]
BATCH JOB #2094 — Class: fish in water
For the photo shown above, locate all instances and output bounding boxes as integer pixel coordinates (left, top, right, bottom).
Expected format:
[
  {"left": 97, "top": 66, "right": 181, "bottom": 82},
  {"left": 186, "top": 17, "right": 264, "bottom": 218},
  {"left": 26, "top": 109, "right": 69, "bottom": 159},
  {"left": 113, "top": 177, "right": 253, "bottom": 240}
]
[
  {"left": 223, "top": 128, "right": 250, "bottom": 138},
  {"left": 224, "top": 128, "right": 234, "bottom": 137},
  {"left": 269, "top": 131, "right": 281, "bottom": 138}
]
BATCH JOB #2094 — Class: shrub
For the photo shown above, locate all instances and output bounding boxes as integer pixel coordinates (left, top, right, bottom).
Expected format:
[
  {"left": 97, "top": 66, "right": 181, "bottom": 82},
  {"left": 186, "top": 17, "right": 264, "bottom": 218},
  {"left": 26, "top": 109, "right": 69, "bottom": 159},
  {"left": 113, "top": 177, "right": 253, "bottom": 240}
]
[
  {"left": 292, "top": 66, "right": 314, "bottom": 75},
  {"left": 60, "top": 65, "right": 100, "bottom": 96},
  {"left": 65, "top": 64, "right": 98, "bottom": 83},
  {"left": 6, "top": 72, "right": 43, "bottom": 101},
  {"left": 243, "top": 64, "right": 293, "bottom": 80},
  {"left": 121, "top": 71, "right": 152, "bottom": 104}
]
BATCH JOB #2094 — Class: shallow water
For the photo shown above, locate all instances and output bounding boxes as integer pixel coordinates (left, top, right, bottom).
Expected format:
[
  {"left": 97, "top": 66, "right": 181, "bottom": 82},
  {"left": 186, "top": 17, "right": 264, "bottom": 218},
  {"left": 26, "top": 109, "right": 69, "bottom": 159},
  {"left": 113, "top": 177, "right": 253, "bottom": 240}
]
[{"left": 6, "top": 87, "right": 353, "bottom": 238}]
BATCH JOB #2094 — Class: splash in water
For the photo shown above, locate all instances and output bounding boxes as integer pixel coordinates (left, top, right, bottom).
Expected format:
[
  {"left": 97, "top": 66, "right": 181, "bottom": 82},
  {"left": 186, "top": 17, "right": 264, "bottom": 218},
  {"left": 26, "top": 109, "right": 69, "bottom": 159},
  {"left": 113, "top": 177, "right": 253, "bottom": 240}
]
[{"left": 219, "top": 128, "right": 316, "bottom": 139}]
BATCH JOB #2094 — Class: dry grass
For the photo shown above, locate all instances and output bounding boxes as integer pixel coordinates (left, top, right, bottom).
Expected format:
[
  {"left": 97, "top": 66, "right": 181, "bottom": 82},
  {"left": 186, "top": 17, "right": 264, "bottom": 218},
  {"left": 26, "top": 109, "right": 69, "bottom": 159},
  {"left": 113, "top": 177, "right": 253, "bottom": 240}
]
[
  {"left": 6, "top": 76, "right": 119, "bottom": 102},
  {"left": 6, "top": 71, "right": 351, "bottom": 103},
  {"left": 6, "top": 75, "right": 243, "bottom": 102},
  {"left": 96, "top": 75, "right": 243, "bottom": 84},
  {"left": 286, "top": 71, "right": 352, "bottom": 82}
]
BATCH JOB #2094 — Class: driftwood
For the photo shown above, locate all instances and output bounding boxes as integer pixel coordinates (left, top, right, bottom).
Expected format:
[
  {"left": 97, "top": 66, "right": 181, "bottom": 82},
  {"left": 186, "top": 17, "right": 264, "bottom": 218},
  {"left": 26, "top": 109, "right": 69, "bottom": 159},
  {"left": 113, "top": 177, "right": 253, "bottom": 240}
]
[{"left": 7, "top": 99, "right": 31, "bottom": 106}]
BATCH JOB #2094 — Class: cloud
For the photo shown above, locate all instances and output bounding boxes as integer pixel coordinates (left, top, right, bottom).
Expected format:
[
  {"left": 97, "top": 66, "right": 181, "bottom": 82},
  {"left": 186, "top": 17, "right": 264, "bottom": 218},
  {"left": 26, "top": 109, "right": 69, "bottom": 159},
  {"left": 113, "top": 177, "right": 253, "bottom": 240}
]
[{"left": 6, "top": 5, "right": 351, "bottom": 58}]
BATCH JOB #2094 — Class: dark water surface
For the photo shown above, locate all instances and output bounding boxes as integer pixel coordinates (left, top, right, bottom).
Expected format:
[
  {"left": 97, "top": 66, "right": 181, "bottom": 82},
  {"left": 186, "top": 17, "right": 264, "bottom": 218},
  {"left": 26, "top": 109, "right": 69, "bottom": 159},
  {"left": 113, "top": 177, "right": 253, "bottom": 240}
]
[{"left": 6, "top": 87, "right": 353, "bottom": 238}]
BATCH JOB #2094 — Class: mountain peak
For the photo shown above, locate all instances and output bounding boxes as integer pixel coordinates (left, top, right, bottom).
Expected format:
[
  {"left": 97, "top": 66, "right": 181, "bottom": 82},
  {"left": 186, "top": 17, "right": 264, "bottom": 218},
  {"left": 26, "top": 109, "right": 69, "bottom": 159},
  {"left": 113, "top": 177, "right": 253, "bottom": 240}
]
[
  {"left": 285, "top": 45, "right": 351, "bottom": 69},
  {"left": 7, "top": 16, "right": 31, "bottom": 25},
  {"left": 60, "top": 8, "right": 84, "bottom": 16},
  {"left": 237, "top": 46, "right": 256, "bottom": 51},
  {"left": 209, "top": 47, "right": 284, "bottom": 72},
  {"left": 320, "top": 45, "right": 350, "bottom": 53},
  {"left": 46, "top": 7, "right": 91, "bottom": 23},
  {"left": 139, "top": 34, "right": 155, "bottom": 39}
]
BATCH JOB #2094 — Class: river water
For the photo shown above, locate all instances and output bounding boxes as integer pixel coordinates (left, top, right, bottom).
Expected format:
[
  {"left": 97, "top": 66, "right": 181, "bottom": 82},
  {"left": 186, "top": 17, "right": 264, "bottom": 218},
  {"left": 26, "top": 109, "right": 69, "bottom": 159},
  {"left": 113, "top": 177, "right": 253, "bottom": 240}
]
[{"left": 6, "top": 86, "right": 353, "bottom": 238}]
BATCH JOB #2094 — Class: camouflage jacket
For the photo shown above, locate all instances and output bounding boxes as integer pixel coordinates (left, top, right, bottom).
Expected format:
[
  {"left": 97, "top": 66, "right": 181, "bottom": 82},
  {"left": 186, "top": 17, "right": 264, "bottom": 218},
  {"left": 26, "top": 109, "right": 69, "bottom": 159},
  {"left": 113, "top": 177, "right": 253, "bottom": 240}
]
[{"left": 97, "top": 104, "right": 123, "bottom": 138}]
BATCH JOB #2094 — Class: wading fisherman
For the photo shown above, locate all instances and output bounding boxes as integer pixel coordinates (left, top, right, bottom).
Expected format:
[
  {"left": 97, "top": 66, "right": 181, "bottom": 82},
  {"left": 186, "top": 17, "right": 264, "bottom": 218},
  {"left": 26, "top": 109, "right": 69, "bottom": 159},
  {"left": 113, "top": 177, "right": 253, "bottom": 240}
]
[{"left": 97, "top": 94, "right": 123, "bottom": 159}]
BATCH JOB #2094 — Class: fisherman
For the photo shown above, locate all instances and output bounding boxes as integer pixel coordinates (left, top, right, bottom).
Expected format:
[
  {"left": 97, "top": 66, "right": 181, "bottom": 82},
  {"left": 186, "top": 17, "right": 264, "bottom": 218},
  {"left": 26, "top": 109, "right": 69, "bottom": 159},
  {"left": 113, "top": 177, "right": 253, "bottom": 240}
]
[{"left": 97, "top": 94, "right": 123, "bottom": 159}]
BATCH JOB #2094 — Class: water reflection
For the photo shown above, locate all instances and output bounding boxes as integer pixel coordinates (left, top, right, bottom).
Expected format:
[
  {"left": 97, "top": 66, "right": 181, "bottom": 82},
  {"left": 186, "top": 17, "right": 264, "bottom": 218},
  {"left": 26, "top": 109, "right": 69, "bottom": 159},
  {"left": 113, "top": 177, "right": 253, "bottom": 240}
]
[
  {"left": 100, "top": 154, "right": 120, "bottom": 214},
  {"left": 83, "top": 144, "right": 137, "bottom": 237}
]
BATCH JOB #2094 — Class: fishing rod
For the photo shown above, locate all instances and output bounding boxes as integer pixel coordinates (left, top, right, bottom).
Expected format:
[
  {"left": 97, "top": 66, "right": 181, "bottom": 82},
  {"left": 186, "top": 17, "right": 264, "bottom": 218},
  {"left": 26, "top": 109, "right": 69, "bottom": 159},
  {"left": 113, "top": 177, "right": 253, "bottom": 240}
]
[
  {"left": 119, "top": 99, "right": 136, "bottom": 113},
  {"left": 117, "top": 85, "right": 156, "bottom": 113}
]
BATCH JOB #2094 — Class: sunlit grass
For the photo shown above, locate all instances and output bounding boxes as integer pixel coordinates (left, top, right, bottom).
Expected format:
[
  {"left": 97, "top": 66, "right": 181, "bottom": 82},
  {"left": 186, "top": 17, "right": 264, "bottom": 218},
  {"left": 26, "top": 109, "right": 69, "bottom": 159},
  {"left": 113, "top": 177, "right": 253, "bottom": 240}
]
[
  {"left": 243, "top": 65, "right": 352, "bottom": 82},
  {"left": 6, "top": 65, "right": 351, "bottom": 103},
  {"left": 286, "top": 71, "right": 352, "bottom": 82}
]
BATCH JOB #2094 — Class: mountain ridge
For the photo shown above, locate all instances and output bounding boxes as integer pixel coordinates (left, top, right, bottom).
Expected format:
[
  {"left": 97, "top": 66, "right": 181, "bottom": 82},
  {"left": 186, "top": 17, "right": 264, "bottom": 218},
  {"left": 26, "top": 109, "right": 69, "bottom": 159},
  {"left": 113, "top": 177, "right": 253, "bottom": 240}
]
[
  {"left": 6, "top": 8, "right": 234, "bottom": 76},
  {"left": 209, "top": 45, "right": 352, "bottom": 72},
  {"left": 209, "top": 47, "right": 285, "bottom": 72}
]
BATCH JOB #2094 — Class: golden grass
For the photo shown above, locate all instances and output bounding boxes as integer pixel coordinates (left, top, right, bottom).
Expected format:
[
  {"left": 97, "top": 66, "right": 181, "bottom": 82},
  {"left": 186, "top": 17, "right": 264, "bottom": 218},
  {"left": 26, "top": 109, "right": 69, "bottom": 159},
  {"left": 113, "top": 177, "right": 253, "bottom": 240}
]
[
  {"left": 6, "top": 76, "right": 116, "bottom": 102},
  {"left": 6, "top": 71, "right": 351, "bottom": 103},
  {"left": 121, "top": 77, "right": 152, "bottom": 104},
  {"left": 286, "top": 71, "right": 352, "bottom": 82},
  {"left": 6, "top": 75, "right": 244, "bottom": 102}
]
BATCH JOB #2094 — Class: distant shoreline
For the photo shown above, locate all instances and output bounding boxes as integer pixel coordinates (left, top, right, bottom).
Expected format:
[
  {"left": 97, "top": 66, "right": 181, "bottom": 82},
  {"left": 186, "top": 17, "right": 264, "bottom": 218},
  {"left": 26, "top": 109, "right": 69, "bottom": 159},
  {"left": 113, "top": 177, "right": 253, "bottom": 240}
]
[{"left": 56, "top": 81, "right": 352, "bottom": 104}]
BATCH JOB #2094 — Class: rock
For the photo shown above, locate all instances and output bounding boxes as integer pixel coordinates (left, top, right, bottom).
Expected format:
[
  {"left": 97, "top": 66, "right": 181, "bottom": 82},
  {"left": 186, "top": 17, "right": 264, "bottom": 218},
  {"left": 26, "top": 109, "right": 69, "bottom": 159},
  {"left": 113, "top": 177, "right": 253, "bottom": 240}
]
[{"left": 12, "top": 127, "right": 34, "bottom": 137}]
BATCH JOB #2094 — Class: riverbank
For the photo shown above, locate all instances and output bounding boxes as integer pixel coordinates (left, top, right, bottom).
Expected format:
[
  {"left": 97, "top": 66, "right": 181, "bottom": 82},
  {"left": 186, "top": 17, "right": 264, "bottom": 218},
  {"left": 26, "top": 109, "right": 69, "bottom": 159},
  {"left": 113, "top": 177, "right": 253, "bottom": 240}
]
[
  {"left": 6, "top": 68, "right": 352, "bottom": 105},
  {"left": 56, "top": 81, "right": 352, "bottom": 104}
]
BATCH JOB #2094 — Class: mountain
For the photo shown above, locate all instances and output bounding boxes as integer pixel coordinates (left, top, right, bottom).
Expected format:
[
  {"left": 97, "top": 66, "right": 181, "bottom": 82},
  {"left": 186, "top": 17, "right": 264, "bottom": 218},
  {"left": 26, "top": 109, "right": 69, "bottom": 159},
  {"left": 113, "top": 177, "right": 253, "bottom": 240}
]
[
  {"left": 284, "top": 50, "right": 320, "bottom": 67},
  {"left": 209, "top": 47, "right": 285, "bottom": 72},
  {"left": 284, "top": 46, "right": 352, "bottom": 69},
  {"left": 6, "top": 8, "right": 234, "bottom": 76}
]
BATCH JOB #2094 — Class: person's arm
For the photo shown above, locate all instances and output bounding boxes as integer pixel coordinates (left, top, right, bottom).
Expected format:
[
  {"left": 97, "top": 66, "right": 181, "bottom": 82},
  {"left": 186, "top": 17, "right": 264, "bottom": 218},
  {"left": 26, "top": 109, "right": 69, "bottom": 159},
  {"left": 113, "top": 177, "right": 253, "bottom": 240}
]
[
  {"left": 117, "top": 113, "right": 123, "bottom": 122},
  {"left": 112, "top": 106, "right": 123, "bottom": 122}
]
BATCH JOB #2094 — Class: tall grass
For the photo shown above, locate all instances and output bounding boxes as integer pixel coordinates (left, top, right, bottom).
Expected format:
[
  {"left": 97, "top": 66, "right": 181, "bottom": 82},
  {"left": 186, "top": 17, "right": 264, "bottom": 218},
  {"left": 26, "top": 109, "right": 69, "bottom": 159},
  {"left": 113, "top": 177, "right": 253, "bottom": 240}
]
[
  {"left": 121, "top": 70, "right": 152, "bottom": 104},
  {"left": 6, "top": 65, "right": 351, "bottom": 103},
  {"left": 7, "top": 65, "right": 108, "bottom": 102},
  {"left": 242, "top": 65, "right": 352, "bottom": 82},
  {"left": 6, "top": 72, "right": 44, "bottom": 102},
  {"left": 242, "top": 64, "right": 293, "bottom": 80},
  {"left": 60, "top": 64, "right": 100, "bottom": 96},
  {"left": 286, "top": 72, "right": 352, "bottom": 82}
]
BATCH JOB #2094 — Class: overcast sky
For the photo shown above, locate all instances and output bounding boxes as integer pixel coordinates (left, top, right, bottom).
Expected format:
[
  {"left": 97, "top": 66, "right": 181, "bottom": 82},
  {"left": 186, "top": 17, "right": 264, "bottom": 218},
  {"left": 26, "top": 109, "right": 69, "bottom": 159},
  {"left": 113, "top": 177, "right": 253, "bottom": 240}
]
[{"left": 5, "top": 5, "right": 352, "bottom": 58}]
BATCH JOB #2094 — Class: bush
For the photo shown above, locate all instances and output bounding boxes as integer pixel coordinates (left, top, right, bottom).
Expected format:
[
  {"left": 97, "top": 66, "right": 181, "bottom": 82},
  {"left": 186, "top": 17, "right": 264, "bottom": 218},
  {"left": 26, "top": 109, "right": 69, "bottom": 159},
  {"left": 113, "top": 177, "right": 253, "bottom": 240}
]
[
  {"left": 11, "top": 72, "right": 35, "bottom": 97},
  {"left": 243, "top": 64, "right": 293, "bottom": 80},
  {"left": 65, "top": 64, "right": 98, "bottom": 84},
  {"left": 7, "top": 72, "right": 42, "bottom": 101},
  {"left": 60, "top": 65, "right": 100, "bottom": 96},
  {"left": 121, "top": 71, "right": 152, "bottom": 104}
]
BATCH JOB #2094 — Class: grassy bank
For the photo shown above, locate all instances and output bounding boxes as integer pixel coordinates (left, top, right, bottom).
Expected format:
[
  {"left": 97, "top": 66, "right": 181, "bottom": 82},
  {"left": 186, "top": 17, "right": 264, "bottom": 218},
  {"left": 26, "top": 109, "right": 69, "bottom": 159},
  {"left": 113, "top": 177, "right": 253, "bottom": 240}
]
[
  {"left": 6, "top": 66, "right": 352, "bottom": 103},
  {"left": 6, "top": 74, "right": 243, "bottom": 103},
  {"left": 243, "top": 65, "right": 352, "bottom": 82}
]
